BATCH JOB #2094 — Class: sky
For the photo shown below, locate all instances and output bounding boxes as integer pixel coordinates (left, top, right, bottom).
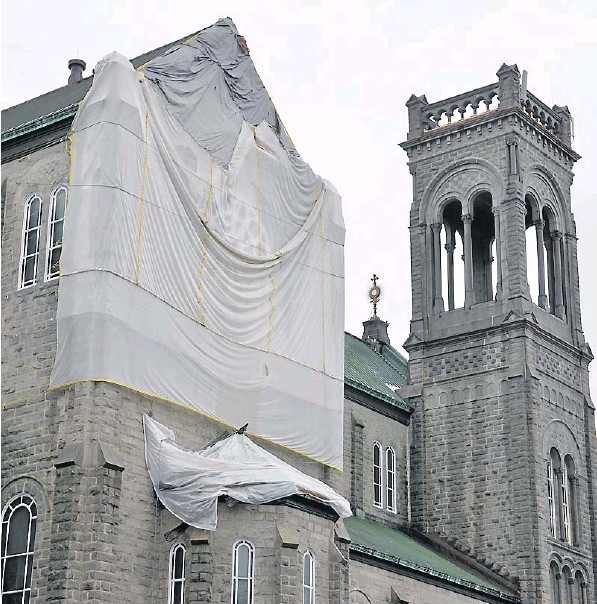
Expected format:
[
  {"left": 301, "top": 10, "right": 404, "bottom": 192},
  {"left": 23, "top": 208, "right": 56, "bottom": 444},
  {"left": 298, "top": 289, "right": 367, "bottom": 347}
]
[{"left": 2, "top": 0, "right": 597, "bottom": 396}]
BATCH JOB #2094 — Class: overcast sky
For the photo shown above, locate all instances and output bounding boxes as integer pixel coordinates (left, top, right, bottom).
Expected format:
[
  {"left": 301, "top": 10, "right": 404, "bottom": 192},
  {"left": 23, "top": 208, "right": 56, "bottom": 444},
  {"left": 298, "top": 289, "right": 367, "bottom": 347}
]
[{"left": 3, "top": 0, "right": 597, "bottom": 395}]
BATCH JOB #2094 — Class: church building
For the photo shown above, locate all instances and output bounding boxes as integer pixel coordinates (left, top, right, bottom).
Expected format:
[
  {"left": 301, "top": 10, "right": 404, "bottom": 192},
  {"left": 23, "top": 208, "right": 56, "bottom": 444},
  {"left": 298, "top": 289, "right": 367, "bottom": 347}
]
[{"left": 2, "top": 18, "right": 595, "bottom": 604}]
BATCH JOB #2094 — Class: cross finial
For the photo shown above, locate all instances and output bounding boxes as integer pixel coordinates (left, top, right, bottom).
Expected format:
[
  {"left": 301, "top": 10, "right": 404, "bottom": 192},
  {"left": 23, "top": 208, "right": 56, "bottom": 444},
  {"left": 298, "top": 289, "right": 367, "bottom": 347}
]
[{"left": 368, "top": 274, "right": 381, "bottom": 317}]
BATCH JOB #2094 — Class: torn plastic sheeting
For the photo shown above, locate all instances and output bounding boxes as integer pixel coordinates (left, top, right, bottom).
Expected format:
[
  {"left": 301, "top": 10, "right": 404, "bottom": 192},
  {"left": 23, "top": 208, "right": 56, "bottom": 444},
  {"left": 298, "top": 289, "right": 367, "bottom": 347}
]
[
  {"left": 50, "top": 17, "right": 345, "bottom": 468},
  {"left": 143, "top": 414, "right": 351, "bottom": 531}
]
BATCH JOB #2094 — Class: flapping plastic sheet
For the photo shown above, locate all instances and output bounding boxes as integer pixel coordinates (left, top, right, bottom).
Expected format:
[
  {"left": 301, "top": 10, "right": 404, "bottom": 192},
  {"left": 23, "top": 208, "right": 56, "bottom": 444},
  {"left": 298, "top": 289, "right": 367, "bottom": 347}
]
[
  {"left": 143, "top": 414, "right": 351, "bottom": 530},
  {"left": 50, "top": 18, "right": 345, "bottom": 468}
]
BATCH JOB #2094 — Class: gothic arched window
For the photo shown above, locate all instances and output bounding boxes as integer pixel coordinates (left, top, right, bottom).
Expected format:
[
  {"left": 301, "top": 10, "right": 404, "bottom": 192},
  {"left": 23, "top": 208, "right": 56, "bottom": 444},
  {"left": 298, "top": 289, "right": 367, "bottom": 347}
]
[
  {"left": 18, "top": 194, "right": 42, "bottom": 289},
  {"left": 373, "top": 442, "right": 382, "bottom": 508},
  {"left": 575, "top": 571, "right": 588, "bottom": 604},
  {"left": 547, "top": 457, "right": 557, "bottom": 538},
  {"left": 386, "top": 447, "right": 397, "bottom": 513},
  {"left": 1, "top": 495, "right": 37, "bottom": 602},
  {"left": 232, "top": 540, "right": 254, "bottom": 604},
  {"left": 46, "top": 185, "right": 67, "bottom": 280},
  {"left": 562, "top": 455, "right": 577, "bottom": 545},
  {"left": 549, "top": 561, "right": 561, "bottom": 604},
  {"left": 302, "top": 550, "right": 315, "bottom": 604},
  {"left": 168, "top": 543, "right": 186, "bottom": 604}
]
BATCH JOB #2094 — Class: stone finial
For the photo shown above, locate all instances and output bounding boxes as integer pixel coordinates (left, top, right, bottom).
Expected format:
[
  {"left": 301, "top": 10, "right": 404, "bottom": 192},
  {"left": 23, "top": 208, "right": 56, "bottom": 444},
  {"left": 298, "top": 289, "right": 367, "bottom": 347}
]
[
  {"left": 553, "top": 104, "right": 573, "bottom": 145},
  {"left": 496, "top": 63, "right": 521, "bottom": 109},
  {"left": 68, "top": 58, "right": 86, "bottom": 85},
  {"left": 406, "top": 94, "right": 428, "bottom": 140}
]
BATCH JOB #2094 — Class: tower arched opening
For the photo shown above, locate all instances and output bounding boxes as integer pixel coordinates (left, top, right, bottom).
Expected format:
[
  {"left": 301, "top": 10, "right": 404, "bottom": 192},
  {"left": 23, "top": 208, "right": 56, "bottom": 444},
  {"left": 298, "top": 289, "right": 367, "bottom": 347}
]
[
  {"left": 441, "top": 200, "right": 464, "bottom": 310},
  {"left": 471, "top": 192, "right": 494, "bottom": 303},
  {"left": 524, "top": 195, "right": 544, "bottom": 307}
]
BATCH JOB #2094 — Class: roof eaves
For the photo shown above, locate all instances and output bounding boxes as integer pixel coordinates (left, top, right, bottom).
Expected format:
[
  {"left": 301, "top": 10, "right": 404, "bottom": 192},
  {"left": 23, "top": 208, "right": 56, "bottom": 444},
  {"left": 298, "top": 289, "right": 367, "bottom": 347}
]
[
  {"left": 1, "top": 103, "right": 78, "bottom": 143},
  {"left": 350, "top": 543, "right": 520, "bottom": 603},
  {"left": 344, "top": 376, "right": 410, "bottom": 411}
]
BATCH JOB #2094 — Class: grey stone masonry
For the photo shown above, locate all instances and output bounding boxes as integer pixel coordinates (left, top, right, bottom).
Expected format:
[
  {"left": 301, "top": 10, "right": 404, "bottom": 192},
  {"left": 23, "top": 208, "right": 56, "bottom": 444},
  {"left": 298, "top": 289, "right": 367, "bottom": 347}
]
[{"left": 401, "top": 64, "right": 596, "bottom": 604}]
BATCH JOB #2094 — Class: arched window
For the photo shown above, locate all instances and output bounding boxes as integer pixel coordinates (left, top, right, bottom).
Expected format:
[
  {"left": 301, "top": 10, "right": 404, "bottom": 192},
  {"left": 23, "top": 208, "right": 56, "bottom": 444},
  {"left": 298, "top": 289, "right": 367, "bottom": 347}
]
[
  {"left": 168, "top": 543, "right": 186, "bottom": 604},
  {"left": 302, "top": 550, "right": 315, "bottom": 604},
  {"left": 575, "top": 571, "right": 588, "bottom": 604},
  {"left": 1, "top": 495, "right": 37, "bottom": 602},
  {"left": 562, "top": 566, "right": 573, "bottom": 604},
  {"left": 18, "top": 194, "right": 42, "bottom": 289},
  {"left": 232, "top": 540, "right": 254, "bottom": 604},
  {"left": 562, "top": 456, "right": 577, "bottom": 545},
  {"left": 561, "top": 463, "right": 572, "bottom": 544},
  {"left": 547, "top": 459, "right": 557, "bottom": 538},
  {"left": 549, "top": 561, "right": 561, "bottom": 604},
  {"left": 386, "top": 447, "right": 397, "bottom": 513},
  {"left": 46, "top": 185, "right": 67, "bottom": 280},
  {"left": 373, "top": 442, "right": 382, "bottom": 508}
]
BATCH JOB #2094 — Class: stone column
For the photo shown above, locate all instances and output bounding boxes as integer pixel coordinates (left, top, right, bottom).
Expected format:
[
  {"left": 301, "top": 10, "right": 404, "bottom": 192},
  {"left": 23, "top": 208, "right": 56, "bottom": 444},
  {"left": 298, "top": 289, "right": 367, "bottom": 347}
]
[
  {"left": 535, "top": 219, "right": 548, "bottom": 309},
  {"left": 552, "top": 231, "right": 565, "bottom": 319},
  {"left": 431, "top": 223, "right": 444, "bottom": 313},
  {"left": 445, "top": 239, "right": 455, "bottom": 310},
  {"left": 462, "top": 214, "right": 475, "bottom": 307},
  {"left": 493, "top": 207, "right": 503, "bottom": 300}
]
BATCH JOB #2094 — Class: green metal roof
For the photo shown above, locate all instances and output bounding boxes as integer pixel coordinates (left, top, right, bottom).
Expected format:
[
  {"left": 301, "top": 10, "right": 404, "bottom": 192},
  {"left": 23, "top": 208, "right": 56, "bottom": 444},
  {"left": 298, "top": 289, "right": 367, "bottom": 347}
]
[
  {"left": 345, "top": 516, "right": 519, "bottom": 602},
  {"left": 344, "top": 332, "right": 409, "bottom": 411}
]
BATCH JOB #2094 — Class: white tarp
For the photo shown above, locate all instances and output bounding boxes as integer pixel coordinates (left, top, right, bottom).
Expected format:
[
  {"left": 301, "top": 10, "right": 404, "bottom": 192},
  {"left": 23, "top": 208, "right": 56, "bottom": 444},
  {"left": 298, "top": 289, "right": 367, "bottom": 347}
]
[
  {"left": 143, "top": 414, "right": 351, "bottom": 530},
  {"left": 50, "top": 18, "right": 345, "bottom": 468}
]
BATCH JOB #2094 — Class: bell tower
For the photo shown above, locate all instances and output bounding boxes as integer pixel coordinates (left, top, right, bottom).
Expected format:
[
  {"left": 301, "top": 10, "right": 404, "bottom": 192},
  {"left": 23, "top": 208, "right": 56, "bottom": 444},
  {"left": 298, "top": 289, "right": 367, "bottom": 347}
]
[{"left": 400, "top": 64, "right": 597, "bottom": 603}]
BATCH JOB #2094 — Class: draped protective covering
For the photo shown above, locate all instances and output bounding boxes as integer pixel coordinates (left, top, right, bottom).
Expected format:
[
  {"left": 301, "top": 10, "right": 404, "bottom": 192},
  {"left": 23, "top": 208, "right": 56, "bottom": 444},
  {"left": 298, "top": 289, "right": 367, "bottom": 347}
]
[
  {"left": 143, "top": 415, "right": 351, "bottom": 530},
  {"left": 50, "top": 18, "right": 345, "bottom": 468}
]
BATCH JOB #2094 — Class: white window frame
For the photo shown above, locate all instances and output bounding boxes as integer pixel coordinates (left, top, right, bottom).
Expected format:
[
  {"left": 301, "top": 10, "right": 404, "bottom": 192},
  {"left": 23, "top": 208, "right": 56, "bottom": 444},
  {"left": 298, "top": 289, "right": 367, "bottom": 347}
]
[
  {"left": 18, "top": 194, "right": 43, "bottom": 289},
  {"left": 302, "top": 550, "right": 315, "bottom": 604},
  {"left": 373, "top": 442, "right": 383, "bottom": 509},
  {"left": 45, "top": 184, "right": 67, "bottom": 281},
  {"left": 547, "top": 460, "right": 557, "bottom": 537},
  {"left": 386, "top": 447, "right": 397, "bottom": 513},
  {"left": 561, "top": 464, "right": 571, "bottom": 544},
  {"left": 168, "top": 543, "right": 186, "bottom": 604},
  {"left": 231, "top": 540, "right": 254, "bottom": 604},
  {"left": 1, "top": 494, "right": 37, "bottom": 602}
]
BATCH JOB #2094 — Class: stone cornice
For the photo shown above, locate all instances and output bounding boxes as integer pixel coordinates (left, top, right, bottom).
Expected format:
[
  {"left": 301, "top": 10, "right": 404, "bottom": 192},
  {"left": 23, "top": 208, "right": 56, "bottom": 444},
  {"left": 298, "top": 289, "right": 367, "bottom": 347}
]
[{"left": 401, "top": 106, "right": 580, "bottom": 166}]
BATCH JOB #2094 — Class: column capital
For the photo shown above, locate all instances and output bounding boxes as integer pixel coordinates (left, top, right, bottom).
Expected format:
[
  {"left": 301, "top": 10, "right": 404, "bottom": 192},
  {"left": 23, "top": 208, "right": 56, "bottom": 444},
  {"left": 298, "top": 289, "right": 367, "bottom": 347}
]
[
  {"left": 462, "top": 213, "right": 473, "bottom": 224},
  {"left": 431, "top": 222, "right": 443, "bottom": 233},
  {"left": 534, "top": 219, "right": 545, "bottom": 229},
  {"left": 444, "top": 242, "right": 455, "bottom": 253},
  {"left": 505, "top": 134, "right": 519, "bottom": 146},
  {"left": 551, "top": 230, "right": 563, "bottom": 241}
]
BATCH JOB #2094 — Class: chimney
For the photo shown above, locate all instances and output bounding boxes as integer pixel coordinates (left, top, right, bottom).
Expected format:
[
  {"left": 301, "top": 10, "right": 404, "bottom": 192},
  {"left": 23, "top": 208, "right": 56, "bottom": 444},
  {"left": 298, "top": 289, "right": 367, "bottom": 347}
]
[{"left": 68, "top": 58, "right": 86, "bottom": 85}]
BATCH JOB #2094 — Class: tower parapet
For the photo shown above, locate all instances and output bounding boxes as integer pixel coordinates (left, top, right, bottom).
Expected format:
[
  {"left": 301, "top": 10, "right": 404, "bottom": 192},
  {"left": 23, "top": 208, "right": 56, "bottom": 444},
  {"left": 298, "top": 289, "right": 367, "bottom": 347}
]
[{"left": 406, "top": 63, "right": 574, "bottom": 147}]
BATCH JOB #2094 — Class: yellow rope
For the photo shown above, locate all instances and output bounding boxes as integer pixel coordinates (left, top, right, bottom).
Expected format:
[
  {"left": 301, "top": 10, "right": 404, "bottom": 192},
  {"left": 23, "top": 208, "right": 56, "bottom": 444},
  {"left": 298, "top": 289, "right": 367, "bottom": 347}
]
[
  {"left": 135, "top": 110, "right": 150, "bottom": 285},
  {"left": 47, "top": 377, "right": 342, "bottom": 470}
]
